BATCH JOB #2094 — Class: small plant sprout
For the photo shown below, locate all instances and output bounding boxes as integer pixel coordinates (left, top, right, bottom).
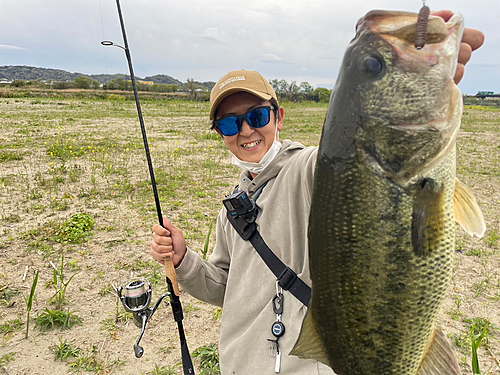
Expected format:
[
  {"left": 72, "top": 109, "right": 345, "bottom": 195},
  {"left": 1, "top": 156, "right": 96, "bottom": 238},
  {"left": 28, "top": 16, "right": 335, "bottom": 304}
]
[
  {"left": 484, "top": 228, "right": 499, "bottom": 247},
  {"left": 201, "top": 222, "right": 214, "bottom": 261},
  {"left": 35, "top": 308, "right": 83, "bottom": 331},
  {"left": 51, "top": 336, "right": 81, "bottom": 361},
  {"left": 49, "top": 254, "right": 78, "bottom": 310},
  {"left": 23, "top": 270, "right": 39, "bottom": 339},
  {"left": 471, "top": 321, "right": 490, "bottom": 375},
  {"left": 149, "top": 363, "right": 180, "bottom": 375},
  {"left": 465, "top": 318, "right": 500, "bottom": 374},
  {"left": 193, "top": 343, "right": 220, "bottom": 375}
]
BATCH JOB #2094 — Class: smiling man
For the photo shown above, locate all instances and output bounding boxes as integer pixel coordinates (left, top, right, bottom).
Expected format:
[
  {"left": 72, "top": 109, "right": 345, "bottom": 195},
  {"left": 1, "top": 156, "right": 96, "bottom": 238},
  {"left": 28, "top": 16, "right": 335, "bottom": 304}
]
[
  {"left": 210, "top": 70, "right": 284, "bottom": 176},
  {"left": 152, "top": 69, "right": 332, "bottom": 374}
]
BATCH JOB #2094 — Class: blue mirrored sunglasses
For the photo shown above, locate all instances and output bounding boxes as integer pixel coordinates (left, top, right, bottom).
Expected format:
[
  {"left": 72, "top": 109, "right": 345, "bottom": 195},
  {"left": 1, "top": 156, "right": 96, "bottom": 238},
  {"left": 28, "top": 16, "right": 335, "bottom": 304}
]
[{"left": 215, "top": 106, "right": 275, "bottom": 136}]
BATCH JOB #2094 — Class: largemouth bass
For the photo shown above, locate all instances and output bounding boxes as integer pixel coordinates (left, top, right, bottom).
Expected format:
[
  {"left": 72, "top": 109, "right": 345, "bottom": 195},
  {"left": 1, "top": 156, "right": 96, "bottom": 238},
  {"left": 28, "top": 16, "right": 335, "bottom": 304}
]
[{"left": 291, "top": 10, "right": 485, "bottom": 375}]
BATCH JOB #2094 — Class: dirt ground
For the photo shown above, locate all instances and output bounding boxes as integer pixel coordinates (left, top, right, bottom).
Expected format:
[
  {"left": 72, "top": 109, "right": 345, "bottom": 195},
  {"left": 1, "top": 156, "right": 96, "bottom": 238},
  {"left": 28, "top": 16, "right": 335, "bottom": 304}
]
[{"left": 0, "top": 96, "right": 499, "bottom": 374}]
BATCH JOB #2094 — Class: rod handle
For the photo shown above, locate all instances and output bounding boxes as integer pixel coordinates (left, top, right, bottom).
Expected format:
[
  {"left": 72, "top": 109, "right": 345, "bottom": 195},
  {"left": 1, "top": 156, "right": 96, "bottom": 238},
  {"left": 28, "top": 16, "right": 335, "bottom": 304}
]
[{"left": 164, "top": 258, "right": 180, "bottom": 296}]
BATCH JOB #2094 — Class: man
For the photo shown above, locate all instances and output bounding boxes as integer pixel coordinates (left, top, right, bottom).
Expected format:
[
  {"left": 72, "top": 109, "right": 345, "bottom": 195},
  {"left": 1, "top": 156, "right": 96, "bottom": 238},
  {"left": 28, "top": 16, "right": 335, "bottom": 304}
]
[{"left": 150, "top": 16, "right": 484, "bottom": 374}]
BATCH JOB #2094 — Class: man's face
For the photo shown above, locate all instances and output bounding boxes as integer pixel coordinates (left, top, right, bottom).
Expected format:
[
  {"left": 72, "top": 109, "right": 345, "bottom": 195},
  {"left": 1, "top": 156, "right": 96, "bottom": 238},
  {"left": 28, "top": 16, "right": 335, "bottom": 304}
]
[{"left": 216, "top": 92, "right": 283, "bottom": 164}]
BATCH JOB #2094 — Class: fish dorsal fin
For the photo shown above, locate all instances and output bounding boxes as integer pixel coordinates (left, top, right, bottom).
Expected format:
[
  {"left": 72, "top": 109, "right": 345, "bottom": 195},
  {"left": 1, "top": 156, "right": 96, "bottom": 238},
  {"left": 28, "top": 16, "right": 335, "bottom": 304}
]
[
  {"left": 416, "top": 327, "right": 462, "bottom": 375},
  {"left": 454, "top": 178, "right": 486, "bottom": 238},
  {"left": 290, "top": 307, "right": 330, "bottom": 366}
]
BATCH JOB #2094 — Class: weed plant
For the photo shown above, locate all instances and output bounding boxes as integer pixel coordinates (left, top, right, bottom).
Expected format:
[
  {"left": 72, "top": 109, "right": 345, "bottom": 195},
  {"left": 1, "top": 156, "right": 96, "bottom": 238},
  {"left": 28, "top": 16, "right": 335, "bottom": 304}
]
[
  {"left": 0, "top": 352, "right": 15, "bottom": 371},
  {"left": 149, "top": 363, "right": 180, "bottom": 375},
  {"left": 0, "top": 318, "right": 22, "bottom": 335},
  {"left": 52, "top": 336, "right": 82, "bottom": 361},
  {"left": 193, "top": 343, "right": 220, "bottom": 375},
  {"left": 68, "top": 345, "right": 107, "bottom": 373},
  {"left": 55, "top": 213, "right": 95, "bottom": 244},
  {"left": 0, "top": 284, "right": 20, "bottom": 307},
  {"left": 49, "top": 254, "right": 78, "bottom": 310},
  {"left": 35, "top": 308, "right": 83, "bottom": 331},
  {"left": 23, "top": 270, "right": 39, "bottom": 338}
]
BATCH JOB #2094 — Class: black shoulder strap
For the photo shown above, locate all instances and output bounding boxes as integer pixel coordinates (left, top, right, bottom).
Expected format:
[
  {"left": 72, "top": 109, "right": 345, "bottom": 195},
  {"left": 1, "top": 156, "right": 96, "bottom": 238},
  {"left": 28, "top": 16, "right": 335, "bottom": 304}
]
[
  {"left": 247, "top": 229, "right": 311, "bottom": 307},
  {"left": 224, "top": 187, "right": 311, "bottom": 307}
]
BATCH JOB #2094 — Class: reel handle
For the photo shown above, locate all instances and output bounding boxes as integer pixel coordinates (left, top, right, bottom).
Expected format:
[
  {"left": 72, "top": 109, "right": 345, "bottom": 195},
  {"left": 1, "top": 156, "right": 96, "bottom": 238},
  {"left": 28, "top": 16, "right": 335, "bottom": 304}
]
[{"left": 164, "top": 258, "right": 180, "bottom": 296}]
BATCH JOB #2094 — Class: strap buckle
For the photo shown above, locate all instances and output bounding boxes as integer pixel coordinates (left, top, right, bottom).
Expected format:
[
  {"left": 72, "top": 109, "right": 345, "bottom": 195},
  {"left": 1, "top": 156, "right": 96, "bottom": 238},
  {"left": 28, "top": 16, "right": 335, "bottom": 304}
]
[{"left": 278, "top": 267, "right": 297, "bottom": 291}]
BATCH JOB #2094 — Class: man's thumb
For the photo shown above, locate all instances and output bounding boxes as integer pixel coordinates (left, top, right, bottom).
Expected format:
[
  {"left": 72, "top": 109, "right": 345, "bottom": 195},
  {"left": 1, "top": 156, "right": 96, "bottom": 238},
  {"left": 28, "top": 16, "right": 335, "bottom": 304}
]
[{"left": 162, "top": 216, "right": 177, "bottom": 234}]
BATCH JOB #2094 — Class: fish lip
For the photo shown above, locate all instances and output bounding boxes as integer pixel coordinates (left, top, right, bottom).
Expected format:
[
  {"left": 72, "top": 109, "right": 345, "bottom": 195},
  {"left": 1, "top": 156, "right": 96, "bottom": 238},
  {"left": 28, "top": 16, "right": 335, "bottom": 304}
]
[{"left": 358, "top": 10, "right": 464, "bottom": 58}]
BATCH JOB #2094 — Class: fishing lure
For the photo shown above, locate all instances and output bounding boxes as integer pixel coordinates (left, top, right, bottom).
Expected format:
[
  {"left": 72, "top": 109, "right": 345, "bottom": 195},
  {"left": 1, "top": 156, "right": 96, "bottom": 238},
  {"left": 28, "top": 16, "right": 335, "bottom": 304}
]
[{"left": 415, "top": 1, "right": 430, "bottom": 49}]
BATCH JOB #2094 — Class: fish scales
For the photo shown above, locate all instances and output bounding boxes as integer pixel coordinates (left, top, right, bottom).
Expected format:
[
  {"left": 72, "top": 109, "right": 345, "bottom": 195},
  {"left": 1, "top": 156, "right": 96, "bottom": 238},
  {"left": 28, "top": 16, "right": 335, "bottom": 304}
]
[{"left": 309, "top": 150, "right": 456, "bottom": 374}]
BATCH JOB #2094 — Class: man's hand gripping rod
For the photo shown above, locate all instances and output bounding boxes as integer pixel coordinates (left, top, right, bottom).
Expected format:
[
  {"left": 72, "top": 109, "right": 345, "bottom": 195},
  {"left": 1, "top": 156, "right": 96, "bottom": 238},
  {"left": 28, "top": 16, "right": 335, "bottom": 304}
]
[{"left": 102, "top": 1, "right": 193, "bottom": 373}]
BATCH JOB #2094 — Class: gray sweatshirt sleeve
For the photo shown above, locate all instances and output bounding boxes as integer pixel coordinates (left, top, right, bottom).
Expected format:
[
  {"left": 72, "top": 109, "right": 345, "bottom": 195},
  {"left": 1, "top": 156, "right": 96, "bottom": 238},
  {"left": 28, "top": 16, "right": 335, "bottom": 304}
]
[{"left": 174, "top": 210, "right": 230, "bottom": 307}]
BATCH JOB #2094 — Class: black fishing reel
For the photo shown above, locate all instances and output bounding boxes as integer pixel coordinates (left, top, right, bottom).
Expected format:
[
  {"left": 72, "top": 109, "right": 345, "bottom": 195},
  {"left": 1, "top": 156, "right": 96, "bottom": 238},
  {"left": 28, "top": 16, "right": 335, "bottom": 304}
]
[{"left": 115, "top": 279, "right": 170, "bottom": 358}]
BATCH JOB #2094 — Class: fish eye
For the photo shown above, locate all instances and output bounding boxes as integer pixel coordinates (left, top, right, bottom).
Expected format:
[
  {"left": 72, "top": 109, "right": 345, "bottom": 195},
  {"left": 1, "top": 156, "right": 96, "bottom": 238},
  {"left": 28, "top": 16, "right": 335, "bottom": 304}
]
[{"left": 361, "top": 56, "right": 385, "bottom": 77}]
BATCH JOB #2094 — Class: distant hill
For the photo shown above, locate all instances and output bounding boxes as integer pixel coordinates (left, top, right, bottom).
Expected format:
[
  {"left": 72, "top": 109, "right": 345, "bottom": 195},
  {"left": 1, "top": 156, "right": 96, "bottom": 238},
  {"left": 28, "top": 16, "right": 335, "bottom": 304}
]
[
  {"left": 0, "top": 65, "right": 85, "bottom": 82},
  {"left": 143, "top": 74, "right": 182, "bottom": 85},
  {"left": 88, "top": 73, "right": 135, "bottom": 84},
  {"left": 0, "top": 65, "right": 213, "bottom": 89}
]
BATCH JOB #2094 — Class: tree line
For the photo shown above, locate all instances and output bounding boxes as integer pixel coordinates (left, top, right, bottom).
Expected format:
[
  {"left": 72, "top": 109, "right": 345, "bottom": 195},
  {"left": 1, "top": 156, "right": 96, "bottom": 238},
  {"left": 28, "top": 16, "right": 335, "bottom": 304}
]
[
  {"left": 8, "top": 76, "right": 178, "bottom": 93},
  {"left": 269, "top": 79, "right": 332, "bottom": 103},
  {"left": 5, "top": 76, "right": 332, "bottom": 102}
]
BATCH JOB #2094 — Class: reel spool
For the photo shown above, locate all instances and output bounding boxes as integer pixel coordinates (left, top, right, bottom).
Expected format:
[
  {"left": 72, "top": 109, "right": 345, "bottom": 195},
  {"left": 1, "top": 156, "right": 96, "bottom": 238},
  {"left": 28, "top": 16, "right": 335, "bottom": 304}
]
[{"left": 115, "top": 279, "right": 170, "bottom": 357}]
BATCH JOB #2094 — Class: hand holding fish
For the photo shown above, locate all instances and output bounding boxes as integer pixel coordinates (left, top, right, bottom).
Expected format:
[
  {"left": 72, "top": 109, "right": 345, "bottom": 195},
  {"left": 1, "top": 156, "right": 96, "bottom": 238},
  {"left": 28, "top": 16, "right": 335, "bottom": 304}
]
[{"left": 433, "top": 10, "right": 485, "bottom": 84}]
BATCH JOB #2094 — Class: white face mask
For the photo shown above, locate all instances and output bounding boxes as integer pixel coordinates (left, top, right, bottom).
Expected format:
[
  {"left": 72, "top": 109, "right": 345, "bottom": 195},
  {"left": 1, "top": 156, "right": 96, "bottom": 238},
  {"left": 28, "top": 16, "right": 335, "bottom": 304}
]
[{"left": 230, "top": 119, "right": 282, "bottom": 175}]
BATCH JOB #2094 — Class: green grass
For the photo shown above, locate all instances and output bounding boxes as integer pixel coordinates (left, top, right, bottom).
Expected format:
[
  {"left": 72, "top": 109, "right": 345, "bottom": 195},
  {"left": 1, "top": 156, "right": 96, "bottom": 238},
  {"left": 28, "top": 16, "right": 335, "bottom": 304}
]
[
  {"left": 0, "top": 318, "right": 22, "bottom": 334},
  {"left": 52, "top": 336, "right": 82, "bottom": 361},
  {"left": 193, "top": 343, "right": 220, "bottom": 375},
  {"left": 55, "top": 213, "right": 94, "bottom": 244},
  {"left": 0, "top": 151, "right": 23, "bottom": 162},
  {"left": 0, "top": 285, "right": 21, "bottom": 307},
  {"left": 35, "top": 309, "right": 83, "bottom": 331},
  {"left": 0, "top": 91, "right": 499, "bottom": 375}
]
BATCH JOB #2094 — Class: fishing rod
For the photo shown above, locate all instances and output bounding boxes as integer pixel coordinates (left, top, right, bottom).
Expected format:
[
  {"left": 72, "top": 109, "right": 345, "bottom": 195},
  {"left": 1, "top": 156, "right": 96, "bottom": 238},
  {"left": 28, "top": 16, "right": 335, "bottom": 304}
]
[{"left": 101, "top": 1, "right": 194, "bottom": 373}]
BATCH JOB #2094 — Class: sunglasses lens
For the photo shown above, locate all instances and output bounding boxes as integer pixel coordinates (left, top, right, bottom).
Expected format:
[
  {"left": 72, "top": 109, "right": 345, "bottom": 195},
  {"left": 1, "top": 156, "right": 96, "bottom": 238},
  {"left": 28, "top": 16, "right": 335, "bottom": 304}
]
[
  {"left": 247, "top": 107, "right": 271, "bottom": 128},
  {"left": 216, "top": 106, "right": 273, "bottom": 136},
  {"left": 218, "top": 117, "right": 240, "bottom": 136}
]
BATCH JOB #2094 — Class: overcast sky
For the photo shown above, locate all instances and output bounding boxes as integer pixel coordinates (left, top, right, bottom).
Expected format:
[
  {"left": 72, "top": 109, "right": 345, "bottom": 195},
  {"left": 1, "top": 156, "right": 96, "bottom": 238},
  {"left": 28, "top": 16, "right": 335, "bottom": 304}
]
[{"left": 1, "top": 0, "right": 498, "bottom": 94}]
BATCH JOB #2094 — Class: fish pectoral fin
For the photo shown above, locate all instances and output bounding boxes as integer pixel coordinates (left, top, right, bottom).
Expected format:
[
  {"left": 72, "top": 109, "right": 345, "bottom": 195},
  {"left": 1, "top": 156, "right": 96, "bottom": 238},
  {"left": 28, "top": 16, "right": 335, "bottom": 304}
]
[
  {"left": 290, "top": 307, "right": 330, "bottom": 366},
  {"left": 412, "top": 178, "right": 445, "bottom": 257},
  {"left": 454, "top": 178, "right": 486, "bottom": 238},
  {"left": 416, "top": 327, "right": 461, "bottom": 375}
]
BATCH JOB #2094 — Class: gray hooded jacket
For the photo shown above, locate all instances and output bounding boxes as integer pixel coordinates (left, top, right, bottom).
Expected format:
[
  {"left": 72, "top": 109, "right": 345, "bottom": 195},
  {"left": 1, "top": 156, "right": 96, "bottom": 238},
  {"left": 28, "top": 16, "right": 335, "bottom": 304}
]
[{"left": 175, "top": 140, "right": 334, "bottom": 375}]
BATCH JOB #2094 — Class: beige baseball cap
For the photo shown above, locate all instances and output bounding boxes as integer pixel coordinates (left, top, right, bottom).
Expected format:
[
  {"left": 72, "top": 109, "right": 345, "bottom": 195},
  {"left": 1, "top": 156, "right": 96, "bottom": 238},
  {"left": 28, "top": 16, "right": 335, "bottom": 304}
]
[{"left": 209, "top": 69, "right": 278, "bottom": 120}]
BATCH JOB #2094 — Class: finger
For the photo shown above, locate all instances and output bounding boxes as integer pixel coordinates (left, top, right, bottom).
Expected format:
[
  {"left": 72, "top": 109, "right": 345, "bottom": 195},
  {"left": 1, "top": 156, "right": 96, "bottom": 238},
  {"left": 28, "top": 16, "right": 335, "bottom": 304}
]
[
  {"left": 458, "top": 42, "right": 472, "bottom": 66},
  {"left": 150, "top": 248, "right": 174, "bottom": 265},
  {"left": 152, "top": 223, "right": 170, "bottom": 236},
  {"left": 430, "top": 10, "right": 453, "bottom": 22},
  {"left": 150, "top": 241, "right": 173, "bottom": 255},
  {"left": 462, "top": 28, "right": 485, "bottom": 51},
  {"left": 162, "top": 216, "right": 182, "bottom": 236},
  {"left": 152, "top": 233, "right": 173, "bottom": 246},
  {"left": 454, "top": 64, "right": 465, "bottom": 85}
]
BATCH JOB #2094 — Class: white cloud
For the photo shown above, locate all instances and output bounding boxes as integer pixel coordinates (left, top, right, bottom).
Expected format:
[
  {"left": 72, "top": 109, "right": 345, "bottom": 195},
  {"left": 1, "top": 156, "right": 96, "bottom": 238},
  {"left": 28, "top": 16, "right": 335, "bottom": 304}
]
[
  {"left": 0, "top": 44, "right": 25, "bottom": 50},
  {"left": 0, "top": 0, "right": 497, "bottom": 94}
]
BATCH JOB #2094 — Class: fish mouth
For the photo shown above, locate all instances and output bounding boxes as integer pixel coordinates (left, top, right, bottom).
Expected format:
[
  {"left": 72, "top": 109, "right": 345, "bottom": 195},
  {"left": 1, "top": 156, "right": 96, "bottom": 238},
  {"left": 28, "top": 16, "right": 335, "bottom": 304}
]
[
  {"left": 357, "top": 10, "right": 463, "bottom": 47},
  {"left": 357, "top": 10, "right": 464, "bottom": 74},
  {"left": 353, "top": 11, "right": 464, "bottom": 182}
]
